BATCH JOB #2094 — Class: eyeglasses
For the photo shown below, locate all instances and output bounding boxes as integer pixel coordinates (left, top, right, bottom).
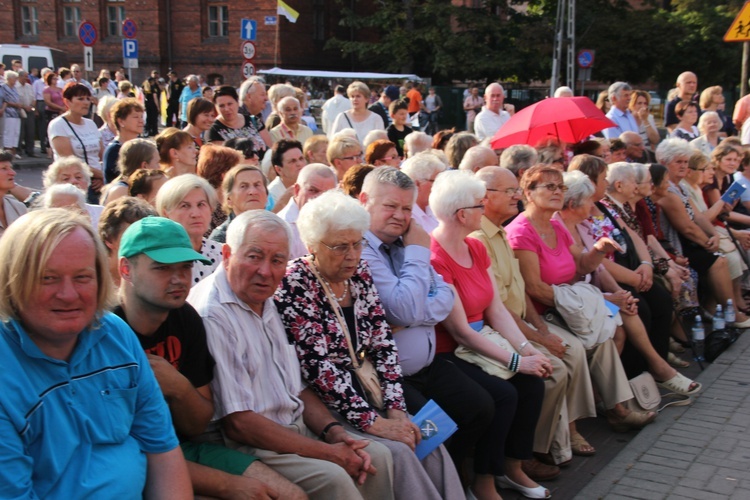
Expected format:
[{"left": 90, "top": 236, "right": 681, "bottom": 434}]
[
  {"left": 454, "top": 203, "right": 485, "bottom": 215},
  {"left": 487, "top": 187, "right": 523, "bottom": 196},
  {"left": 688, "top": 166, "right": 707, "bottom": 172},
  {"left": 534, "top": 183, "right": 568, "bottom": 192},
  {"left": 340, "top": 153, "right": 364, "bottom": 162},
  {"left": 321, "top": 238, "right": 369, "bottom": 256}
]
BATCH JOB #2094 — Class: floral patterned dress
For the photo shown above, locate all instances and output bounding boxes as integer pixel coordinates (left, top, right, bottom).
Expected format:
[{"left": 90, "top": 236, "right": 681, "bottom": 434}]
[{"left": 274, "top": 258, "right": 406, "bottom": 432}]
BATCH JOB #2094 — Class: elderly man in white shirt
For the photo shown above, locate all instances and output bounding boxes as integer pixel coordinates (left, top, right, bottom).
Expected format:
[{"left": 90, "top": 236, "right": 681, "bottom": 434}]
[
  {"left": 474, "top": 83, "right": 514, "bottom": 141},
  {"left": 188, "top": 210, "right": 395, "bottom": 500},
  {"left": 277, "top": 163, "right": 337, "bottom": 259}
]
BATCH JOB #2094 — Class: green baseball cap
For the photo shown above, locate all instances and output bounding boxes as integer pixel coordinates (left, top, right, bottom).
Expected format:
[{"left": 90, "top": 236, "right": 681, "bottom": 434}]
[{"left": 118, "top": 216, "right": 212, "bottom": 265}]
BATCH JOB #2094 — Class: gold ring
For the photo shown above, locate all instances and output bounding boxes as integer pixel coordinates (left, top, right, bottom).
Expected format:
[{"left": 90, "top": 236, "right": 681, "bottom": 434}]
[{"left": 410, "top": 431, "right": 415, "bottom": 434}]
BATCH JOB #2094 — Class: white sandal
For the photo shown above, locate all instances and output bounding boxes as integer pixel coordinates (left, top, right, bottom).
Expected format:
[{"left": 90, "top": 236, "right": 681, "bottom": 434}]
[
  {"left": 496, "top": 475, "right": 551, "bottom": 499},
  {"left": 657, "top": 372, "right": 701, "bottom": 396}
]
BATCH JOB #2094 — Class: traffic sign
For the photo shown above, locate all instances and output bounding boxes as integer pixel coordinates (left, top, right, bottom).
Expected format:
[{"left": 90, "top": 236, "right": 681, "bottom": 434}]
[
  {"left": 242, "top": 61, "right": 256, "bottom": 79},
  {"left": 83, "top": 46, "right": 93, "bottom": 72},
  {"left": 123, "top": 39, "right": 138, "bottom": 59},
  {"left": 242, "top": 41, "right": 256, "bottom": 60},
  {"left": 78, "top": 21, "right": 98, "bottom": 47},
  {"left": 725, "top": 2, "right": 750, "bottom": 42},
  {"left": 264, "top": 16, "right": 277, "bottom": 25},
  {"left": 241, "top": 19, "right": 257, "bottom": 41},
  {"left": 122, "top": 18, "right": 137, "bottom": 39},
  {"left": 577, "top": 49, "right": 595, "bottom": 69}
]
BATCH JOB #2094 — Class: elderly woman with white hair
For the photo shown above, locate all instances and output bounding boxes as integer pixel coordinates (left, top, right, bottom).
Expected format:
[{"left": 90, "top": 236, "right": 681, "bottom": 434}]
[
  {"left": 42, "top": 156, "right": 104, "bottom": 225},
  {"left": 275, "top": 190, "right": 464, "bottom": 500},
  {"left": 690, "top": 111, "right": 723, "bottom": 157},
  {"left": 41, "top": 183, "right": 88, "bottom": 215},
  {"left": 97, "top": 95, "right": 118, "bottom": 150},
  {"left": 656, "top": 138, "right": 750, "bottom": 327},
  {"left": 329, "top": 81, "right": 385, "bottom": 143},
  {"left": 156, "top": 173, "right": 221, "bottom": 285},
  {"left": 400, "top": 151, "right": 446, "bottom": 233},
  {"left": 430, "top": 169, "right": 553, "bottom": 500},
  {"left": 404, "top": 131, "right": 433, "bottom": 158}
]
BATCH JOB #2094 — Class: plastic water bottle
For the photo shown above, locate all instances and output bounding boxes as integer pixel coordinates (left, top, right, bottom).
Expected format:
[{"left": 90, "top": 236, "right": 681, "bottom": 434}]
[
  {"left": 725, "top": 299, "right": 736, "bottom": 324},
  {"left": 611, "top": 228, "right": 627, "bottom": 254},
  {"left": 713, "top": 304, "right": 726, "bottom": 331},
  {"left": 692, "top": 315, "right": 705, "bottom": 362}
]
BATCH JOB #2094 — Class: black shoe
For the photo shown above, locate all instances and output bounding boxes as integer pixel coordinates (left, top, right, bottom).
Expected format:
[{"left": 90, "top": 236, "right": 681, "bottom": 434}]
[{"left": 26, "top": 152, "right": 37, "bottom": 158}]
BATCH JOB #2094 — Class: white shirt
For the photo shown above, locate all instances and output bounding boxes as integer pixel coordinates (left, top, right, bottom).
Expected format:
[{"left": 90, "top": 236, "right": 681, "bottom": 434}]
[
  {"left": 15, "top": 81, "right": 34, "bottom": 109},
  {"left": 329, "top": 111, "right": 385, "bottom": 144},
  {"left": 47, "top": 115, "right": 103, "bottom": 170},
  {"left": 474, "top": 107, "right": 511, "bottom": 140},
  {"left": 188, "top": 266, "right": 305, "bottom": 424},
  {"left": 321, "top": 94, "right": 352, "bottom": 134},
  {"left": 267, "top": 177, "right": 287, "bottom": 208},
  {"left": 277, "top": 198, "right": 308, "bottom": 260}
]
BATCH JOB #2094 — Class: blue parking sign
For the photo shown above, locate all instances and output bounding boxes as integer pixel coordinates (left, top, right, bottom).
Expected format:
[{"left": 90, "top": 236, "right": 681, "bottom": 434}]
[
  {"left": 122, "top": 39, "right": 138, "bottom": 59},
  {"left": 241, "top": 19, "right": 257, "bottom": 41}
]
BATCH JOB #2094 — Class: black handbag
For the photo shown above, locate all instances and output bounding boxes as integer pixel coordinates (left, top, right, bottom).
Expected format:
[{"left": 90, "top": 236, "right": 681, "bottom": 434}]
[{"left": 704, "top": 327, "right": 740, "bottom": 363}]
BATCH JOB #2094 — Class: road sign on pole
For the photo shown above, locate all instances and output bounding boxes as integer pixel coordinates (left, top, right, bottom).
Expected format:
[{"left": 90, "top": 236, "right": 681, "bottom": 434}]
[
  {"left": 242, "top": 41, "right": 256, "bottom": 60},
  {"left": 122, "top": 39, "right": 138, "bottom": 59},
  {"left": 78, "top": 21, "right": 98, "bottom": 47},
  {"left": 122, "top": 18, "right": 137, "bottom": 39},
  {"left": 84, "top": 46, "right": 93, "bottom": 71},
  {"left": 241, "top": 19, "right": 257, "bottom": 41},
  {"left": 242, "top": 61, "right": 256, "bottom": 79},
  {"left": 577, "top": 49, "right": 595, "bottom": 69}
]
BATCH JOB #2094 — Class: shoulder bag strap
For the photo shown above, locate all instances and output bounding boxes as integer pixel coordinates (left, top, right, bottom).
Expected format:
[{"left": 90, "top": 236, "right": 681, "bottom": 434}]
[
  {"left": 302, "top": 256, "right": 361, "bottom": 368},
  {"left": 61, "top": 116, "right": 89, "bottom": 166},
  {"left": 343, "top": 112, "right": 354, "bottom": 129}
]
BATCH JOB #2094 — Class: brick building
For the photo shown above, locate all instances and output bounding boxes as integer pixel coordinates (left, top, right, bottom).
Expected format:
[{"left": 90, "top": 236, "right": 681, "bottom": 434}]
[{"left": 1, "top": 0, "right": 376, "bottom": 85}]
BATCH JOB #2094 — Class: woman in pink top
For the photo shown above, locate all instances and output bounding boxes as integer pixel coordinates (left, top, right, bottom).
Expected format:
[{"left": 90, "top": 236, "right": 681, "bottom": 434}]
[{"left": 430, "top": 169, "right": 553, "bottom": 500}]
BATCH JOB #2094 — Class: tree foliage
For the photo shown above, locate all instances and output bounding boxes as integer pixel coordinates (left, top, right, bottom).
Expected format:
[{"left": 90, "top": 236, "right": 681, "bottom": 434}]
[{"left": 327, "top": 0, "right": 745, "bottom": 87}]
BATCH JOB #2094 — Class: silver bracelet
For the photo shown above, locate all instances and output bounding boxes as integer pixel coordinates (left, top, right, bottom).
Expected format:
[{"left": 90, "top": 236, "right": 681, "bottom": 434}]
[
  {"left": 518, "top": 341, "right": 530, "bottom": 353},
  {"left": 640, "top": 260, "right": 654, "bottom": 268}
]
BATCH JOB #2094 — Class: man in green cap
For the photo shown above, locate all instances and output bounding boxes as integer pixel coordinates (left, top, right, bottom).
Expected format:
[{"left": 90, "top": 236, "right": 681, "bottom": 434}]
[{"left": 116, "top": 216, "right": 304, "bottom": 499}]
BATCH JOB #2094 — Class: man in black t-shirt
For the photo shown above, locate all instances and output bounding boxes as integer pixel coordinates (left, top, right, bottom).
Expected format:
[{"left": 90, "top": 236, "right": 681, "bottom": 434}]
[
  {"left": 167, "top": 71, "right": 186, "bottom": 127},
  {"left": 117, "top": 216, "right": 304, "bottom": 499}
]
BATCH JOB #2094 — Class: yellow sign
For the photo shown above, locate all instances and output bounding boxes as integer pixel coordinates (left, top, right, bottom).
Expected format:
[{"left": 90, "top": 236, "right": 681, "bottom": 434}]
[{"left": 726, "top": 2, "right": 750, "bottom": 42}]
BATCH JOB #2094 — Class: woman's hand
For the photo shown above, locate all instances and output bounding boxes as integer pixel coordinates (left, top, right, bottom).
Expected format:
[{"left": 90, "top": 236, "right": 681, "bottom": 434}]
[
  {"left": 705, "top": 235, "right": 720, "bottom": 253},
  {"left": 665, "top": 267, "right": 683, "bottom": 300},
  {"left": 636, "top": 106, "right": 650, "bottom": 122},
  {"left": 604, "top": 290, "right": 638, "bottom": 316},
  {"left": 518, "top": 353, "right": 553, "bottom": 378},
  {"left": 634, "top": 263, "right": 653, "bottom": 292},
  {"left": 593, "top": 236, "right": 623, "bottom": 256},
  {"left": 367, "top": 415, "right": 421, "bottom": 451}
]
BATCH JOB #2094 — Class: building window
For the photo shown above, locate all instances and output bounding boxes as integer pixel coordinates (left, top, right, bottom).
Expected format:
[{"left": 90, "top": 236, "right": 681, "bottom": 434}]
[
  {"left": 21, "top": 5, "right": 39, "bottom": 36},
  {"left": 208, "top": 5, "right": 228, "bottom": 37},
  {"left": 63, "top": 5, "right": 81, "bottom": 37},
  {"left": 108, "top": 4, "right": 126, "bottom": 37}
]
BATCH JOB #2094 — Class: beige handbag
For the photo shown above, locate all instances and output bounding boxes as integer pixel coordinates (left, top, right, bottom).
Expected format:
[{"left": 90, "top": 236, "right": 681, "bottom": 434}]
[
  {"left": 627, "top": 372, "right": 661, "bottom": 411},
  {"left": 454, "top": 325, "right": 518, "bottom": 380},
  {"left": 305, "top": 257, "right": 385, "bottom": 410}
]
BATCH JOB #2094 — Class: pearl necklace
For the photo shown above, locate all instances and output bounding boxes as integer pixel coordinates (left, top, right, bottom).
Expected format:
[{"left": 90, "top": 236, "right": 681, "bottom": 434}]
[{"left": 320, "top": 275, "right": 350, "bottom": 303}]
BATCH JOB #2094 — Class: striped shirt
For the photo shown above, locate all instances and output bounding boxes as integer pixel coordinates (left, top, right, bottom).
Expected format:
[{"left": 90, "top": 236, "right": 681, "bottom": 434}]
[{"left": 188, "top": 266, "right": 304, "bottom": 425}]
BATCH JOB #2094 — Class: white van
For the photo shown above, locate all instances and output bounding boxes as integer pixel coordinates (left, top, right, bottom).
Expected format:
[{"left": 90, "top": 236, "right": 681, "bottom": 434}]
[{"left": 0, "top": 44, "right": 68, "bottom": 72}]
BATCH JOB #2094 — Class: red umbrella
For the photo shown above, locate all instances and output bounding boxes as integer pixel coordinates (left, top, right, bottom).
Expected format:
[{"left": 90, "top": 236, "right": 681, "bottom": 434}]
[{"left": 490, "top": 96, "right": 617, "bottom": 149}]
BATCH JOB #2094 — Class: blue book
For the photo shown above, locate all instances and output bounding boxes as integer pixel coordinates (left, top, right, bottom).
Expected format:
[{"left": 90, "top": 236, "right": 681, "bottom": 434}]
[
  {"left": 721, "top": 181, "right": 746, "bottom": 204},
  {"left": 411, "top": 399, "right": 458, "bottom": 460},
  {"left": 604, "top": 299, "right": 619, "bottom": 317}
]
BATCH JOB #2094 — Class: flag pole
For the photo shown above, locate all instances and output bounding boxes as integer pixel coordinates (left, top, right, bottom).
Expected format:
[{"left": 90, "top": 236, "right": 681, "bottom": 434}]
[{"left": 274, "top": 12, "right": 280, "bottom": 67}]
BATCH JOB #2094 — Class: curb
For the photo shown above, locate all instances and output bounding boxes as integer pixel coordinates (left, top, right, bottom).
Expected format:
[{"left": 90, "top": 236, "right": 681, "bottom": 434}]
[{"left": 574, "top": 330, "right": 750, "bottom": 499}]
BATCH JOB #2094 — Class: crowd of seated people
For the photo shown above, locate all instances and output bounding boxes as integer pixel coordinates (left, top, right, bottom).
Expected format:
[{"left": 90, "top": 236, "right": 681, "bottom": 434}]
[{"left": 6, "top": 73, "right": 750, "bottom": 499}]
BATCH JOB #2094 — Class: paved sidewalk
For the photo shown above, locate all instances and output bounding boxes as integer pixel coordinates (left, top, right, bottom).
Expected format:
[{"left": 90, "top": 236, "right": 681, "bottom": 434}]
[{"left": 577, "top": 331, "right": 750, "bottom": 500}]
